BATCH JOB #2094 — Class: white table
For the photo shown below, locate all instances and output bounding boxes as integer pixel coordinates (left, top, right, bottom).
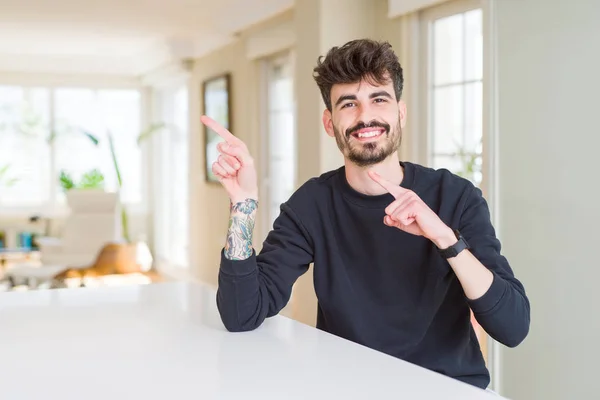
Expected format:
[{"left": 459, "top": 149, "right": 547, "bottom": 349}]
[{"left": 0, "top": 282, "right": 504, "bottom": 399}]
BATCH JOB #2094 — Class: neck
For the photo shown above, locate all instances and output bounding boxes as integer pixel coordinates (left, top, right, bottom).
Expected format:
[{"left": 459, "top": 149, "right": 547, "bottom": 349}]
[{"left": 345, "top": 152, "right": 403, "bottom": 196}]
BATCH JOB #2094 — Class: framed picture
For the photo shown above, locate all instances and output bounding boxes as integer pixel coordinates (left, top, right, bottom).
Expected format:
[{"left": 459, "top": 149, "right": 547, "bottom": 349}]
[{"left": 202, "top": 73, "right": 232, "bottom": 182}]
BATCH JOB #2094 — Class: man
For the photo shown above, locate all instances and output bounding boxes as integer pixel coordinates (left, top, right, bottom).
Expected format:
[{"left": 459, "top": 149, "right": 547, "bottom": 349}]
[{"left": 200, "top": 39, "right": 530, "bottom": 390}]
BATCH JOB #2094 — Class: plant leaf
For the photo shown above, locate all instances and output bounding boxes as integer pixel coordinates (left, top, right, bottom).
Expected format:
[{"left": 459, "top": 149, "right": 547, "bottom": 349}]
[
  {"left": 79, "top": 168, "right": 105, "bottom": 189},
  {"left": 5, "top": 178, "right": 19, "bottom": 187},
  {"left": 59, "top": 170, "right": 75, "bottom": 191},
  {"left": 121, "top": 208, "right": 130, "bottom": 243},
  {"left": 107, "top": 131, "right": 122, "bottom": 187},
  {"left": 0, "top": 164, "right": 9, "bottom": 178},
  {"left": 137, "top": 122, "right": 167, "bottom": 145},
  {"left": 77, "top": 128, "right": 100, "bottom": 146}
]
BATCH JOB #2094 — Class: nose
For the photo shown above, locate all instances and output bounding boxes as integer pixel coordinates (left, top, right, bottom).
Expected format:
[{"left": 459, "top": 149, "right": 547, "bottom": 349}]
[{"left": 357, "top": 103, "right": 377, "bottom": 125}]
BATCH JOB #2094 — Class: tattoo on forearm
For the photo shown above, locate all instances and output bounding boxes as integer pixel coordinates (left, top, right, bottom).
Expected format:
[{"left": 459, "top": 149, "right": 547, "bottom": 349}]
[{"left": 225, "top": 198, "right": 258, "bottom": 260}]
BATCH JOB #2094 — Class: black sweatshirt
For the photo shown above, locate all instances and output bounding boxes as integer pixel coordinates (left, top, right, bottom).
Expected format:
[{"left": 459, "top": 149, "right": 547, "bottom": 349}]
[{"left": 216, "top": 161, "right": 530, "bottom": 389}]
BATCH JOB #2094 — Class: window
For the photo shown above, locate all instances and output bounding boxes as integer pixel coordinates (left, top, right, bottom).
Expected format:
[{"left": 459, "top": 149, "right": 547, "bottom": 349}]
[
  {"left": 153, "top": 86, "right": 189, "bottom": 268},
  {"left": 0, "top": 86, "right": 51, "bottom": 206},
  {"left": 261, "top": 52, "right": 296, "bottom": 231},
  {"left": 420, "top": 0, "right": 489, "bottom": 366},
  {"left": 0, "top": 85, "right": 142, "bottom": 210},
  {"left": 422, "top": 3, "right": 483, "bottom": 186}
]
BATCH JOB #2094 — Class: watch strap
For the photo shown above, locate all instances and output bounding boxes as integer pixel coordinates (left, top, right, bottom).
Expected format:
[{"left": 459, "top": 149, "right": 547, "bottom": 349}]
[{"left": 438, "top": 229, "right": 470, "bottom": 259}]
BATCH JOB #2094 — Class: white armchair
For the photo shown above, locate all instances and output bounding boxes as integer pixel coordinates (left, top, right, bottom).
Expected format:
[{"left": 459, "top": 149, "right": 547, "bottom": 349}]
[{"left": 36, "top": 190, "right": 122, "bottom": 269}]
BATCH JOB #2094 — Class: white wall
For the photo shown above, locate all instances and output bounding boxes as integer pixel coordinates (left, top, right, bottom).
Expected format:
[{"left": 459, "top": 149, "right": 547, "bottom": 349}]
[{"left": 496, "top": 0, "right": 600, "bottom": 398}]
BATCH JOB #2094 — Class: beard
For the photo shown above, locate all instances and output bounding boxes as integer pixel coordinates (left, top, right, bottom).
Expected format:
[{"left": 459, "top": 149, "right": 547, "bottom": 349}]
[{"left": 333, "top": 118, "right": 402, "bottom": 168}]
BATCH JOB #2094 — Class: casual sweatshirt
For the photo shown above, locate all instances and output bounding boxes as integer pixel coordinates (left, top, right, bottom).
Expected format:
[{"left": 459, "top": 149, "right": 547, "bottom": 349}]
[{"left": 216, "top": 161, "right": 531, "bottom": 389}]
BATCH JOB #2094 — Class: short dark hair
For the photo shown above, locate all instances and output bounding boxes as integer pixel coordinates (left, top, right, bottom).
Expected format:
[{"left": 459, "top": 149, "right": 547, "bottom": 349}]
[{"left": 313, "top": 39, "right": 404, "bottom": 111}]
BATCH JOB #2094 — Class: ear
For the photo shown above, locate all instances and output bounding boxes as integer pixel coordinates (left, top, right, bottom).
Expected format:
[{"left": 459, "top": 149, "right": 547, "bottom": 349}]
[
  {"left": 398, "top": 100, "right": 407, "bottom": 129},
  {"left": 322, "top": 108, "right": 335, "bottom": 137}
]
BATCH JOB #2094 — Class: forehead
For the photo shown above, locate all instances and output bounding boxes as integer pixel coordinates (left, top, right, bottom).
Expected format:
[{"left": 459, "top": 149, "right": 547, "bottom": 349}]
[{"left": 330, "top": 76, "right": 396, "bottom": 102}]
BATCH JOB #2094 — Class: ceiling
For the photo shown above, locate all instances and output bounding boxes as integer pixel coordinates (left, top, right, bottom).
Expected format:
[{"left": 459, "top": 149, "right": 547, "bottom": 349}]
[{"left": 0, "top": 0, "right": 293, "bottom": 76}]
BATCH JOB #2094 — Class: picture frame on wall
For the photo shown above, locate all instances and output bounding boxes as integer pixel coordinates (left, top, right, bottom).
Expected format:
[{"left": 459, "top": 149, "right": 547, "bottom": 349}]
[{"left": 202, "top": 73, "right": 232, "bottom": 183}]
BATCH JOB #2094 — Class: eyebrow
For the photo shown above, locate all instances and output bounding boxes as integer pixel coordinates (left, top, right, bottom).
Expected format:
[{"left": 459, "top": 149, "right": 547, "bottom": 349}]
[{"left": 334, "top": 91, "right": 393, "bottom": 107}]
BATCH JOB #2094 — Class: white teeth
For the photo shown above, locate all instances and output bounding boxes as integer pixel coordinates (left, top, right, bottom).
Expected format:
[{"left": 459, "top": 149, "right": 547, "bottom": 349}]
[{"left": 357, "top": 130, "right": 381, "bottom": 138}]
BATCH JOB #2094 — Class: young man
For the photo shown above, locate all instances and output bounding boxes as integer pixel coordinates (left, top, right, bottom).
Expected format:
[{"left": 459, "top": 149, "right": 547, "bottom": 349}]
[{"left": 200, "top": 39, "right": 530, "bottom": 390}]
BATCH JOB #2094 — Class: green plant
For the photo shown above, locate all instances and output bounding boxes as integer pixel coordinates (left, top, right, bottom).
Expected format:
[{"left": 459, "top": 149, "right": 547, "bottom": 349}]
[
  {"left": 79, "top": 169, "right": 105, "bottom": 189},
  {"left": 59, "top": 170, "right": 75, "bottom": 190},
  {"left": 59, "top": 169, "right": 105, "bottom": 191},
  {"left": 451, "top": 138, "right": 483, "bottom": 186}
]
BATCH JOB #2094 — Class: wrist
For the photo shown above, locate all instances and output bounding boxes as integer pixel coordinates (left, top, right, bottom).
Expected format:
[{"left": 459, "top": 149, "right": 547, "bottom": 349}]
[
  {"left": 433, "top": 227, "right": 458, "bottom": 249},
  {"left": 230, "top": 194, "right": 258, "bottom": 205},
  {"left": 230, "top": 196, "right": 259, "bottom": 215}
]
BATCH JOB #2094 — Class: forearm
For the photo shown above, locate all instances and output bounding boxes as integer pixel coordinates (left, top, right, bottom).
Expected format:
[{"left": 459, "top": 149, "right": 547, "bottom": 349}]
[
  {"left": 447, "top": 250, "right": 494, "bottom": 300},
  {"left": 436, "top": 231, "right": 529, "bottom": 347},
  {"left": 435, "top": 231, "right": 493, "bottom": 300},
  {"left": 224, "top": 198, "right": 258, "bottom": 260}
]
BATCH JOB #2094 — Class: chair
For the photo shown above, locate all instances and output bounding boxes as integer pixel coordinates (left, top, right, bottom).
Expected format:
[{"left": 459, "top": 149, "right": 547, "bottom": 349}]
[{"left": 35, "top": 190, "right": 122, "bottom": 269}]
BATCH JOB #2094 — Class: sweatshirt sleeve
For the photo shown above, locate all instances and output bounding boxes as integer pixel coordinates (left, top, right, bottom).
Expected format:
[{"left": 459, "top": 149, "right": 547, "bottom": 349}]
[
  {"left": 216, "top": 203, "right": 314, "bottom": 332},
  {"left": 459, "top": 186, "right": 531, "bottom": 348}
]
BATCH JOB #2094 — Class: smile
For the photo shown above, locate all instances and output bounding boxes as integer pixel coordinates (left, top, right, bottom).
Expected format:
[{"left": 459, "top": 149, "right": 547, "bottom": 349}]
[{"left": 350, "top": 129, "right": 385, "bottom": 141}]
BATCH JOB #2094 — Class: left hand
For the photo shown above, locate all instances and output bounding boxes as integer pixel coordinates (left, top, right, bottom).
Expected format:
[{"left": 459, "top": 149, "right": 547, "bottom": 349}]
[{"left": 368, "top": 170, "right": 456, "bottom": 249}]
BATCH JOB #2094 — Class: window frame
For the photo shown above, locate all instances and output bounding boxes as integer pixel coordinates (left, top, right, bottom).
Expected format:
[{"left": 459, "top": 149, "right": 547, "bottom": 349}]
[
  {"left": 416, "top": 0, "right": 501, "bottom": 391},
  {"left": 150, "top": 84, "right": 190, "bottom": 270},
  {"left": 419, "top": 0, "right": 484, "bottom": 181},
  {"left": 259, "top": 49, "right": 297, "bottom": 238}
]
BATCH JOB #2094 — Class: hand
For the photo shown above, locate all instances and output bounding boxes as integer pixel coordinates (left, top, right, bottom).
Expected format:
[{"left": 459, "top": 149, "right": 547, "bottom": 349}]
[
  {"left": 200, "top": 115, "right": 258, "bottom": 203},
  {"left": 367, "top": 170, "right": 456, "bottom": 248}
]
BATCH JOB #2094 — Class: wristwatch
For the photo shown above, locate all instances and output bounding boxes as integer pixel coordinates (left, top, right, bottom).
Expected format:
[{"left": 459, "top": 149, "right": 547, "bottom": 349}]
[{"left": 437, "top": 229, "right": 470, "bottom": 259}]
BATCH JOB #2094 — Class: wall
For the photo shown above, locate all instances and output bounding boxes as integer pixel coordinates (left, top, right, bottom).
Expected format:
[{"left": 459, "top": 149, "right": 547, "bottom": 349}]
[
  {"left": 189, "top": 39, "right": 256, "bottom": 286},
  {"left": 496, "top": 0, "right": 600, "bottom": 398},
  {"left": 189, "top": 1, "right": 399, "bottom": 325},
  {"left": 189, "top": 12, "right": 296, "bottom": 286}
]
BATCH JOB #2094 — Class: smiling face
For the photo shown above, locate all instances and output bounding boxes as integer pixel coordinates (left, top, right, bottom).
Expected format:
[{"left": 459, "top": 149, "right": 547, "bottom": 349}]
[{"left": 322, "top": 74, "right": 407, "bottom": 168}]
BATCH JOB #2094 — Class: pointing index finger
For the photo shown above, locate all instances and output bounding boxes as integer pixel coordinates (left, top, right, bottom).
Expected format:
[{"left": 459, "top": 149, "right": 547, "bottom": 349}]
[
  {"left": 200, "top": 115, "right": 240, "bottom": 146},
  {"left": 368, "top": 170, "right": 406, "bottom": 198}
]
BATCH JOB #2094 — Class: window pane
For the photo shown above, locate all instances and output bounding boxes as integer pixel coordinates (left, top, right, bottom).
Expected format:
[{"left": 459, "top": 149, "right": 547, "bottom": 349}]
[
  {"left": 465, "top": 81, "right": 483, "bottom": 153},
  {"left": 433, "top": 85, "right": 463, "bottom": 154},
  {"left": 267, "top": 55, "right": 295, "bottom": 229},
  {"left": 0, "top": 86, "right": 51, "bottom": 206},
  {"left": 433, "top": 13, "right": 464, "bottom": 86},
  {"left": 432, "top": 154, "right": 464, "bottom": 172},
  {"left": 432, "top": 154, "right": 482, "bottom": 186},
  {"left": 97, "top": 89, "right": 142, "bottom": 204},
  {"left": 153, "top": 86, "right": 189, "bottom": 268},
  {"left": 204, "top": 78, "right": 229, "bottom": 183},
  {"left": 465, "top": 9, "right": 483, "bottom": 81},
  {"left": 53, "top": 88, "right": 106, "bottom": 203},
  {"left": 170, "top": 87, "right": 189, "bottom": 267},
  {"left": 53, "top": 88, "right": 141, "bottom": 205},
  {"left": 268, "top": 111, "right": 295, "bottom": 199}
]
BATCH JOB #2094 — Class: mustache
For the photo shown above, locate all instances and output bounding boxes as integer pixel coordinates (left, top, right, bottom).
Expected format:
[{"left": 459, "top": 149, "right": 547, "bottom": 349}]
[{"left": 346, "top": 120, "right": 390, "bottom": 138}]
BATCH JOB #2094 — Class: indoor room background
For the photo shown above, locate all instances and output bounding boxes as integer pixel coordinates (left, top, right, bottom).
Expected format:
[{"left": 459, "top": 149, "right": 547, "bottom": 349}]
[{"left": 0, "top": 0, "right": 597, "bottom": 399}]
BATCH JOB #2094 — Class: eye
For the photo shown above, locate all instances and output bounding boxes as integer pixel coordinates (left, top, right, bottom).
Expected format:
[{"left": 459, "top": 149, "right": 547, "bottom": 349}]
[
  {"left": 374, "top": 98, "right": 387, "bottom": 103},
  {"left": 341, "top": 102, "right": 355, "bottom": 109}
]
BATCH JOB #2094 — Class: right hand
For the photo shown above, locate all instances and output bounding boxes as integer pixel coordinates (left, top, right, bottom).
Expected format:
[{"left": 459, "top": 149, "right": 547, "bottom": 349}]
[{"left": 200, "top": 115, "right": 258, "bottom": 203}]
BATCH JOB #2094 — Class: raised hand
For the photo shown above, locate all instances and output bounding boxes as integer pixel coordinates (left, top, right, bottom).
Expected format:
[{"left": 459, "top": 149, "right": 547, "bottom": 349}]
[
  {"left": 200, "top": 115, "right": 258, "bottom": 203},
  {"left": 367, "top": 170, "right": 455, "bottom": 248}
]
